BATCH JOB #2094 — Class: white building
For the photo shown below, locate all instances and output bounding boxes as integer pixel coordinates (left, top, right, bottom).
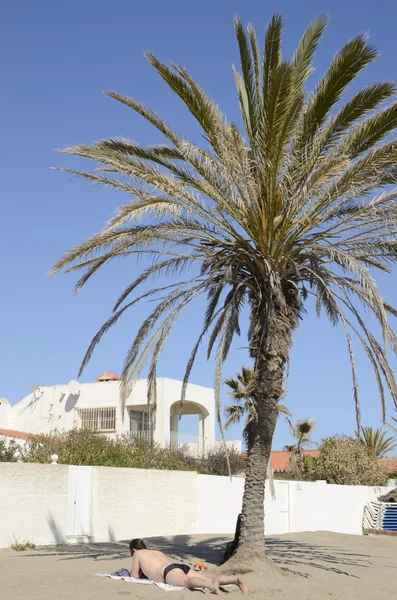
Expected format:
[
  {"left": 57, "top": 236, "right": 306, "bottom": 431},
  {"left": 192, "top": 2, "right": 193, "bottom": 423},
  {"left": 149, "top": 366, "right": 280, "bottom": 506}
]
[{"left": 0, "top": 372, "right": 240, "bottom": 456}]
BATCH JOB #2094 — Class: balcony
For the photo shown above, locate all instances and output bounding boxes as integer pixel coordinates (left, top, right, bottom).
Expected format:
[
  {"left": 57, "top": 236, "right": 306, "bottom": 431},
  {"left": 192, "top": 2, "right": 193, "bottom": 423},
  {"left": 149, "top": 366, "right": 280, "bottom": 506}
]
[{"left": 127, "top": 430, "right": 153, "bottom": 443}]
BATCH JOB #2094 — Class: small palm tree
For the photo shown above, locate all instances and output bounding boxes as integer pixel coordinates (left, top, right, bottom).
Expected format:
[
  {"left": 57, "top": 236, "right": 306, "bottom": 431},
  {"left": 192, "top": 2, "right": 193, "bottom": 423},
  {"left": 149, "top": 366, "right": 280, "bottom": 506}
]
[
  {"left": 225, "top": 366, "right": 291, "bottom": 444},
  {"left": 356, "top": 425, "right": 397, "bottom": 458},
  {"left": 225, "top": 366, "right": 288, "bottom": 500},
  {"left": 53, "top": 14, "right": 397, "bottom": 567},
  {"left": 284, "top": 419, "right": 316, "bottom": 473}
]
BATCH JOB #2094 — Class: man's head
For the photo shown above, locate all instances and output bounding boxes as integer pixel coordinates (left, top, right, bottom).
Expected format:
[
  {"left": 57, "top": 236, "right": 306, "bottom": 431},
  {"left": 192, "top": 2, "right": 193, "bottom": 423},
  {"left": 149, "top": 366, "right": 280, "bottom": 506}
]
[{"left": 129, "top": 538, "right": 147, "bottom": 555}]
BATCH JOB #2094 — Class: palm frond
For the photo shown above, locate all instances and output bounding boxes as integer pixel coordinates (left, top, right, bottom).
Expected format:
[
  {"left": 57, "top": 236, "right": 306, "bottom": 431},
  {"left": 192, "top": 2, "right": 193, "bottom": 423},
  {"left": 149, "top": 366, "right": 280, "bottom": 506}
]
[
  {"left": 53, "top": 13, "right": 397, "bottom": 464},
  {"left": 357, "top": 426, "right": 397, "bottom": 458},
  {"left": 296, "top": 34, "right": 378, "bottom": 151},
  {"left": 291, "top": 14, "right": 328, "bottom": 92}
]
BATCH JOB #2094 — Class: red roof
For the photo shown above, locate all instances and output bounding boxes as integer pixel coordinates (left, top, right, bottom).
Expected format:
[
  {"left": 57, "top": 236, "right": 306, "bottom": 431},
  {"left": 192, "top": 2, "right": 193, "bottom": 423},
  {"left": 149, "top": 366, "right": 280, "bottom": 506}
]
[
  {"left": 240, "top": 450, "right": 320, "bottom": 472},
  {"left": 378, "top": 458, "right": 397, "bottom": 473},
  {"left": 0, "top": 428, "right": 30, "bottom": 441},
  {"left": 270, "top": 452, "right": 397, "bottom": 474},
  {"left": 241, "top": 450, "right": 397, "bottom": 474},
  {"left": 270, "top": 450, "right": 319, "bottom": 472},
  {"left": 96, "top": 371, "right": 120, "bottom": 381}
]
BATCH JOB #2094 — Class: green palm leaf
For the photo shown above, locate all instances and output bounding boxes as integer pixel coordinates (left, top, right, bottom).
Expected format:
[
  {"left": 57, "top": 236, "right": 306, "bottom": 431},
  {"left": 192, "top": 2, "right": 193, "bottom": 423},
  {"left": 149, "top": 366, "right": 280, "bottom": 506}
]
[{"left": 356, "top": 426, "right": 397, "bottom": 458}]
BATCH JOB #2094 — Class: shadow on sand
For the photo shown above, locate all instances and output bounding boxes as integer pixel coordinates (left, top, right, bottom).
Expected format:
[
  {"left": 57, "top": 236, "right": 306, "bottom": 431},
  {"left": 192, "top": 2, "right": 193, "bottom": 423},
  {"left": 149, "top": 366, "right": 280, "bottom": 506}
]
[{"left": 18, "top": 530, "right": 390, "bottom": 579}]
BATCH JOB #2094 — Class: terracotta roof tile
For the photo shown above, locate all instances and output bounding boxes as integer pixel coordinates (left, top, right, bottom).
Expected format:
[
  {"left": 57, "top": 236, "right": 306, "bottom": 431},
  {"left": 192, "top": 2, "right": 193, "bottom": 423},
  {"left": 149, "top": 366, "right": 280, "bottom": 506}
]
[
  {"left": 0, "top": 428, "right": 30, "bottom": 441},
  {"left": 270, "top": 450, "right": 319, "bottom": 472},
  {"left": 241, "top": 450, "right": 320, "bottom": 472},
  {"left": 96, "top": 371, "right": 120, "bottom": 381},
  {"left": 378, "top": 458, "right": 397, "bottom": 473}
]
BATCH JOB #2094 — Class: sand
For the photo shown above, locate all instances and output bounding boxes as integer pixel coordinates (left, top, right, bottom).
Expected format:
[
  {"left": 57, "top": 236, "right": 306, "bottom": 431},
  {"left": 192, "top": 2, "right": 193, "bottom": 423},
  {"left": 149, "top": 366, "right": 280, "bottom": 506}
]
[{"left": 1, "top": 531, "right": 396, "bottom": 599}]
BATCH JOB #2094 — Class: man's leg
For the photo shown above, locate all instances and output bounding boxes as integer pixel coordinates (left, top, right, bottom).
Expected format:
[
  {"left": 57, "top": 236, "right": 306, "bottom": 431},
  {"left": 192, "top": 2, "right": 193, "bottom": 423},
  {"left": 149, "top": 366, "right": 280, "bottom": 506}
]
[
  {"left": 185, "top": 574, "right": 224, "bottom": 595},
  {"left": 186, "top": 573, "right": 249, "bottom": 595},
  {"left": 217, "top": 575, "right": 249, "bottom": 594},
  {"left": 164, "top": 570, "right": 223, "bottom": 595}
]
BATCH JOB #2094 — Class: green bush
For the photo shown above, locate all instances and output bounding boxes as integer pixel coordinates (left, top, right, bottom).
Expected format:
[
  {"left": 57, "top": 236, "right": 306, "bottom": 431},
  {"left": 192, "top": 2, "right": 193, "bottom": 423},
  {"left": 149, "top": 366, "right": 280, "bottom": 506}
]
[
  {"left": 173, "top": 448, "right": 207, "bottom": 473},
  {"left": 16, "top": 429, "right": 246, "bottom": 476},
  {"left": 303, "top": 435, "right": 388, "bottom": 486},
  {"left": 23, "top": 429, "right": 199, "bottom": 471},
  {"left": 201, "top": 446, "right": 246, "bottom": 476},
  {"left": 0, "top": 438, "right": 20, "bottom": 462}
]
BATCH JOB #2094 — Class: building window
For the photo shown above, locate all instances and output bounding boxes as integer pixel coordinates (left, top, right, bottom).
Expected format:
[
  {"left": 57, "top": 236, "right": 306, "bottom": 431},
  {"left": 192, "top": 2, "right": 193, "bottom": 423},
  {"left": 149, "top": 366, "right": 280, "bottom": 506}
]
[
  {"left": 78, "top": 407, "right": 116, "bottom": 432},
  {"left": 129, "top": 410, "right": 150, "bottom": 432}
]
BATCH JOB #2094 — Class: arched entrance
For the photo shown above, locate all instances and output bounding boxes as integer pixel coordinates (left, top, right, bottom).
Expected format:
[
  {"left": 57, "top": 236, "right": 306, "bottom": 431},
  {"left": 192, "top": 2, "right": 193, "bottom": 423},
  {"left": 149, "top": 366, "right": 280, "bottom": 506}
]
[{"left": 169, "top": 400, "right": 210, "bottom": 457}]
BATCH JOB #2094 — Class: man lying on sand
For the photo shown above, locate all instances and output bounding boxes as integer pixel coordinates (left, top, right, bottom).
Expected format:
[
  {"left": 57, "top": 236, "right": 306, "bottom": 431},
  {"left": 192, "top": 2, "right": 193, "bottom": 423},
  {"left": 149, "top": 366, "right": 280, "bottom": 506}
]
[{"left": 129, "top": 538, "right": 249, "bottom": 596}]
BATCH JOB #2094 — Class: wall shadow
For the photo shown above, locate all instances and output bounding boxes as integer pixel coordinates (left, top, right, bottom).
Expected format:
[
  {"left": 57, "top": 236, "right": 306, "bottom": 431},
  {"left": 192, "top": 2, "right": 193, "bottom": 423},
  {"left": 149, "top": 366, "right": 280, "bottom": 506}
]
[
  {"left": 47, "top": 513, "right": 66, "bottom": 545},
  {"left": 16, "top": 530, "right": 394, "bottom": 581}
]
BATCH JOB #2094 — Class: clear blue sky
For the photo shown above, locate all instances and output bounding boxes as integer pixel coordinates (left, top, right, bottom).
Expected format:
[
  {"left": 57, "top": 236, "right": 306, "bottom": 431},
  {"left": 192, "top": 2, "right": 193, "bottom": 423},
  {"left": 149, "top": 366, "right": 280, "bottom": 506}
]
[{"left": 2, "top": 0, "right": 397, "bottom": 448}]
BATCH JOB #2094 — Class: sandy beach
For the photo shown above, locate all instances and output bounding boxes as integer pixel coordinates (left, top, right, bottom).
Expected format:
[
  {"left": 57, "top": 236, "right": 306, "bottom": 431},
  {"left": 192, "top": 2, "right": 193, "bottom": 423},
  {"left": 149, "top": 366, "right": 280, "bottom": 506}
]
[{"left": 1, "top": 531, "right": 396, "bottom": 600}]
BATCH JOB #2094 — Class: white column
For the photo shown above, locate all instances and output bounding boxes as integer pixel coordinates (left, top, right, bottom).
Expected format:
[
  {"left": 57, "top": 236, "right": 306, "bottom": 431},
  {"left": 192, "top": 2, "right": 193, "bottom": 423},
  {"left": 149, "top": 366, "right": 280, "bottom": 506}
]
[
  {"left": 153, "top": 379, "right": 165, "bottom": 445},
  {"left": 203, "top": 411, "right": 215, "bottom": 454},
  {"left": 116, "top": 404, "right": 126, "bottom": 436},
  {"left": 198, "top": 413, "right": 204, "bottom": 457},
  {"left": 170, "top": 414, "right": 179, "bottom": 450}
]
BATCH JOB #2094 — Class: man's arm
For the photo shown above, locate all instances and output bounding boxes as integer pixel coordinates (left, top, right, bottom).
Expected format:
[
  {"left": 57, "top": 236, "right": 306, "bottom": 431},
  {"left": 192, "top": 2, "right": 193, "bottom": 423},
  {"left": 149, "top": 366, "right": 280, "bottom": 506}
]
[{"left": 130, "top": 552, "right": 141, "bottom": 579}]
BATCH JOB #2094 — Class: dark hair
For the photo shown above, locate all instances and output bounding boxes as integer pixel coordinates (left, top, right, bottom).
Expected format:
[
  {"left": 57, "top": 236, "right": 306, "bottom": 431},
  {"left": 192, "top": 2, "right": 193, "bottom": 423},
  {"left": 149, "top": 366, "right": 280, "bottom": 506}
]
[{"left": 129, "top": 538, "right": 147, "bottom": 554}]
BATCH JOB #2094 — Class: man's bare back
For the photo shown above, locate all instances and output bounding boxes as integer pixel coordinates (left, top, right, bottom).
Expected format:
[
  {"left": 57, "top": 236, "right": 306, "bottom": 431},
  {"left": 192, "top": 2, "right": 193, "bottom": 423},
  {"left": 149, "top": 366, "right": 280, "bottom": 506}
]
[
  {"left": 129, "top": 540, "right": 249, "bottom": 596},
  {"left": 131, "top": 549, "right": 177, "bottom": 582}
]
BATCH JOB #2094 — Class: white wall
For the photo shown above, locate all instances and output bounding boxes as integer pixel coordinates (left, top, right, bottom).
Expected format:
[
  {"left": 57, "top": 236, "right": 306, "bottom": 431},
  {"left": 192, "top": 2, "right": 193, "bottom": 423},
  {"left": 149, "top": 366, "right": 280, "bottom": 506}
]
[
  {"left": 196, "top": 477, "right": 291, "bottom": 536},
  {"left": 0, "top": 463, "right": 68, "bottom": 548},
  {"left": 6, "top": 378, "right": 217, "bottom": 449},
  {"left": 291, "top": 480, "right": 388, "bottom": 535},
  {"left": 0, "top": 398, "right": 11, "bottom": 428},
  {"left": 0, "top": 463, "right": 391, "bottom": 549},
  {"left": 6, "top": 380, "right": 153, "bottom": 435},
  {"left": 214, "top": 440, "right": 242, "bottom": 453},
  {"left": 91, "top": 467, "right": 197, "bottom": 542},
  {"left": 197, "top": 475, "right": 244, "bottom": 534}
]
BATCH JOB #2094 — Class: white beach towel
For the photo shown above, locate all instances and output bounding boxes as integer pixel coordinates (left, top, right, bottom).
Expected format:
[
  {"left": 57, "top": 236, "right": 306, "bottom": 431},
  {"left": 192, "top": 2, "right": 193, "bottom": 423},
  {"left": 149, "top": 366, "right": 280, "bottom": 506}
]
[{"left": 95, "top": 573, "right": 184, "bottom": 591}]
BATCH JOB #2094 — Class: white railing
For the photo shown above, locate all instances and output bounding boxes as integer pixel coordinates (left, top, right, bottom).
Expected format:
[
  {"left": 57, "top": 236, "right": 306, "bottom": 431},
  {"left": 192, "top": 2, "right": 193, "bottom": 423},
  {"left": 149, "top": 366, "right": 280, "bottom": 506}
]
[
  {"left": 128, "top": 430, "right": 153, "bottom": 443},
  {"left": 170, "top": 435, "right": 242, "bottom": 458}
]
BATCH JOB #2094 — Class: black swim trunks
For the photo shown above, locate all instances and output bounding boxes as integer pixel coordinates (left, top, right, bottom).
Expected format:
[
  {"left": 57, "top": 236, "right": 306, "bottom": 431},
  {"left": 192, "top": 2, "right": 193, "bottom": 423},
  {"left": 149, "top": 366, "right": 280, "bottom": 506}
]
[{"left": 163, "top": 563, "right": 190, "bottom": 583}]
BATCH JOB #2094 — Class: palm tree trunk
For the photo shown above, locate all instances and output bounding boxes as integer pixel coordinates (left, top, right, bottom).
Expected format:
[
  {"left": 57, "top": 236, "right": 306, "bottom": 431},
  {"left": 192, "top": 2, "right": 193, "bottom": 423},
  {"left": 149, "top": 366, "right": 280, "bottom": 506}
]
[
  {"left": 238, "top": 398, "right": 279, "bottom": 556},
  {"left": 223, "top": 290, "right": 299, "bottom": 570}
]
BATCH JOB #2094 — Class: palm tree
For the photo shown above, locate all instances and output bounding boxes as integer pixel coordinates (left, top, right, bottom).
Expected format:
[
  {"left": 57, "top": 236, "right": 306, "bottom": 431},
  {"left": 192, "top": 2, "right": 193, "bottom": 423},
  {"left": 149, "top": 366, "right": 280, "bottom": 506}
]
[
  {"left": 225, "top": 365, "right": 290, "bottom": 500},
  {"left": 224, "top": 366, "right": 291, "bottom": 447},
  {"left": 52, "top": 14, "right": 397, "bottom": 568},
  {"left": 356, "top": 426, "right": 397, "bottom": 458},
  {"left": 284, "top": 418, "right": 316, "bottom": 474}
]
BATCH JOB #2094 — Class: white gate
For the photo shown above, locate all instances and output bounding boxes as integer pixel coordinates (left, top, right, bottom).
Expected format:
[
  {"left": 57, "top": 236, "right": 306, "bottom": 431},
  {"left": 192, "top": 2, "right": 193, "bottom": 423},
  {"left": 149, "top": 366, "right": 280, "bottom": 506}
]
[
  {"left": 275, "top": 481, "right": 290, "bottom": 534},
  {"left": 67, "top": 466, "right": 93, "bottom": 539},
  {"left": 266, "top": 481, "right": 291, "bottom": 535}
]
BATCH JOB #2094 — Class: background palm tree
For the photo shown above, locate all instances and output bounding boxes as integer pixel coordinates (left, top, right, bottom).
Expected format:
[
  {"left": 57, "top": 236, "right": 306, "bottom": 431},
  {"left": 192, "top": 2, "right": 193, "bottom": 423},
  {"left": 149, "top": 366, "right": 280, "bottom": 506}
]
[
  {"left": 284, "top": 418, "right": 316, "bottom": 474},
  {"left": 356, "top": 425, "right": 397, "bottom": 458},
  {"left": 224, "top": 366, "right": 291, "bottom": 445},
  {"left": 224, "top": 365, "right": 290, "bottom": 500},
  {"left": 53, "top": 14, "right": 397, "bottom": 568}
]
